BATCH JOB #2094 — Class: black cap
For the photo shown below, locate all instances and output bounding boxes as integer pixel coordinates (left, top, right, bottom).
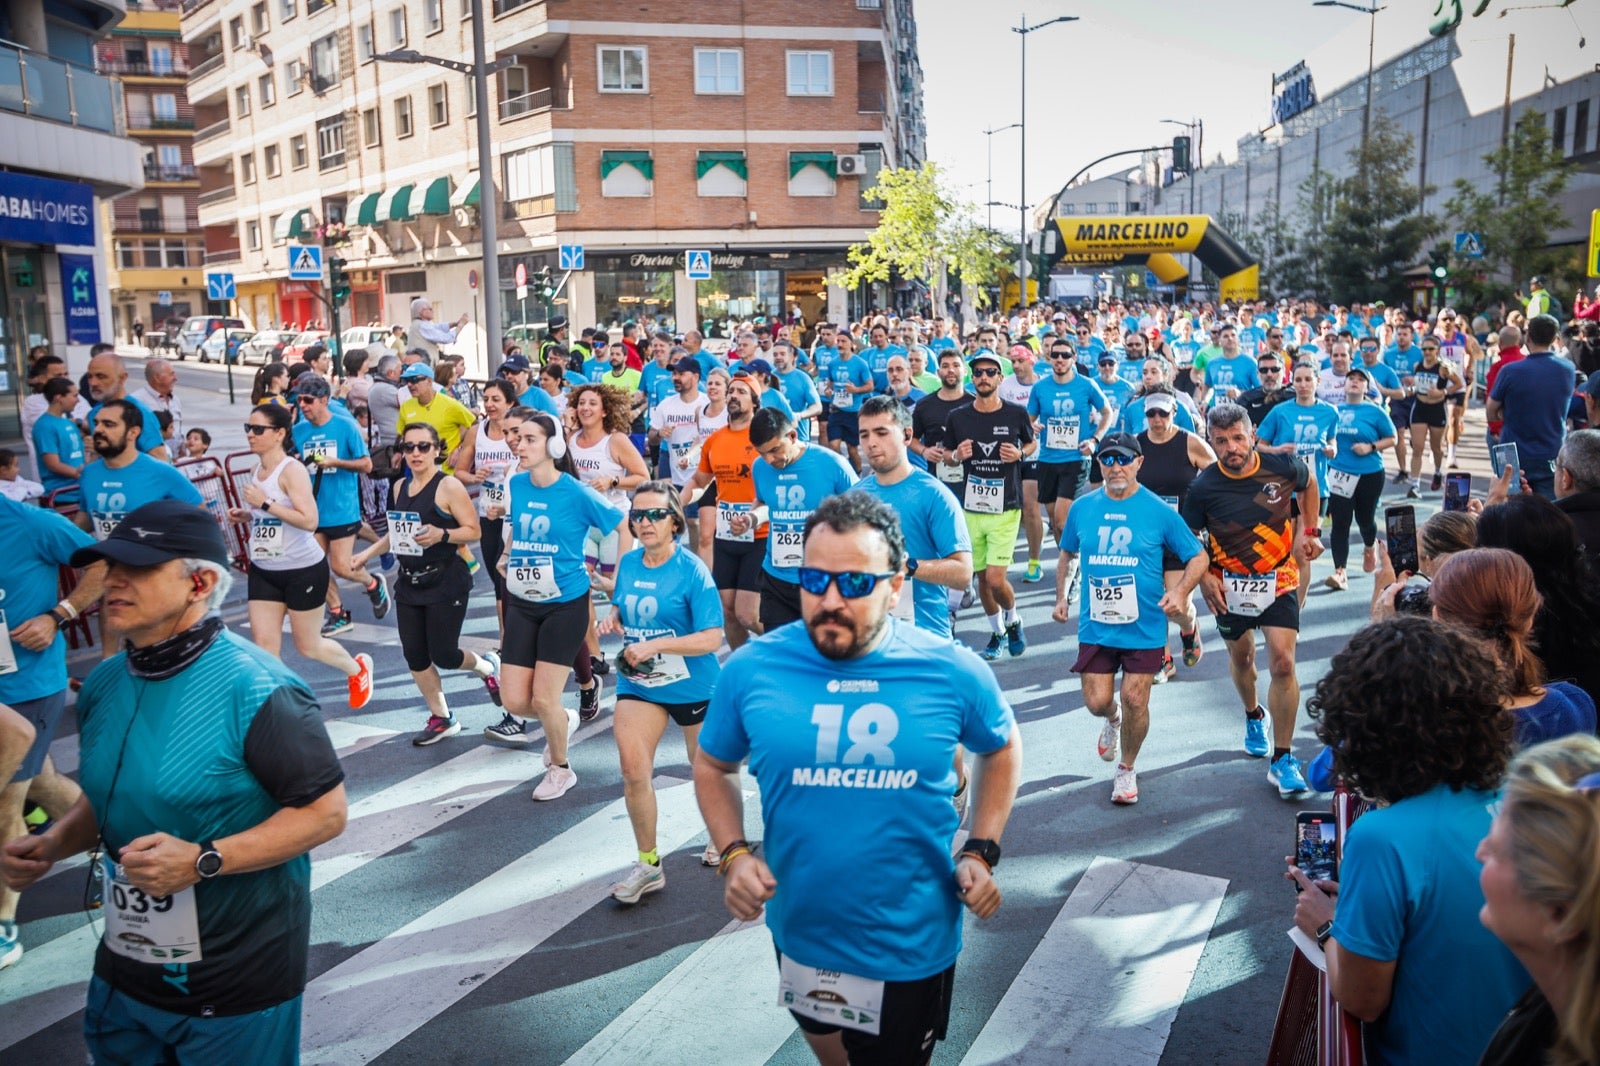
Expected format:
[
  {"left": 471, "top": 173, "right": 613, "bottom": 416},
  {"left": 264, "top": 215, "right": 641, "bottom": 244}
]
[
  {"left": 70, "top": 500, "right": 231, "bottom": 569},
  {"left": 672, "top": 356, "right": 703, "bottom": 375},
  {"left": 1096, "top": 432, "right": 1142, "bottom": 460},
  {"left": 549, "top": 314, "right": 569, "bottom": 330}
]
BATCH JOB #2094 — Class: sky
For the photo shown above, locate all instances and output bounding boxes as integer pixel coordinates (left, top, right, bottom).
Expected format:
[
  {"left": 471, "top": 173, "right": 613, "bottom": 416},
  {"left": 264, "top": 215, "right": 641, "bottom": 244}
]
[{"left": 913, "top": 0, "right": 1588, "bottom": 234}]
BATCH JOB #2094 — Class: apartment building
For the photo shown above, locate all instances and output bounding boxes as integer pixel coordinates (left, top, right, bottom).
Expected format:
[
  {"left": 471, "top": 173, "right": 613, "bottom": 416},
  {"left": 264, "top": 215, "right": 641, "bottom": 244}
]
[
  {"left": 0, "top": 0, "right": 143, "bottom": 439},
  {"left": 181, "top": 0, "right": 926, "bottom": 366},
  {"left": 101, "top": 0, "right": 205, "bottom": 340}
]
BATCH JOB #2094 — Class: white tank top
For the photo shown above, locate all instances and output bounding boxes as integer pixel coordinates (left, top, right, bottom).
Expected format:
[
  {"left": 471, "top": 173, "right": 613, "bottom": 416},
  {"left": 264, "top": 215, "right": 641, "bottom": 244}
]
[
  {"left": 473, "top": 423, "right": 518, "bottom": 516},
  {"left": 697, "top": 405, "right": 729, "bottom": 442},
  {"left": 570, "top": 432, "right": 628, "bottom": 506},
  {"left": 250, "top": 455, "right": 326, "bottom": 570}
]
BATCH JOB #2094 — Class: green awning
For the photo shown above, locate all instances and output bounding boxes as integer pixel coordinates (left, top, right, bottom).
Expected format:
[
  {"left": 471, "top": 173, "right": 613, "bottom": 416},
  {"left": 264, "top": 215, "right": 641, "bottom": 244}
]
[
  {"left": 272, "top": 208, "right": 313, "bottom": 241},
  {"left": 600, "top": 150, "right": 653, "bottom": 180},
  {"left": 375, "top": 184, "right": 415, "bottom": 223},
  {"left": 450, "top": 176, "right": 480, "bottom": 208},
  {"left": 696, "top": 151, "right": 747, "bottom": 180},
  {"left": 789, "top": 151, "right": 837, "bottom": 179},
  {"left": 420, "top": 176, "right": 453, "bottom": 215},
  {"left": 349, "top": 193, "right": 381, "bottom": 226}
]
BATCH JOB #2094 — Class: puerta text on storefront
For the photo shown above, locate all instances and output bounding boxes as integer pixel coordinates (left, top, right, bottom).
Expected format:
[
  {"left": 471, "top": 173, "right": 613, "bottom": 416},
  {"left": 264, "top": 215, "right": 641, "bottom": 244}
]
[{"left": 0, "top": 172, "right": 95, "bottom": 247}]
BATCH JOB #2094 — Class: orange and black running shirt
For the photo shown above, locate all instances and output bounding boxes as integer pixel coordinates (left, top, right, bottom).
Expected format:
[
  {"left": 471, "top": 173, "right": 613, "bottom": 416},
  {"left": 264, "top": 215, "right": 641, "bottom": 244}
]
[
  {"left": 698, "top": 424, "right": 767, "bottom": 539},
  {"left": 1181, "top": 450, "right": 1309, "bottom": 596}
]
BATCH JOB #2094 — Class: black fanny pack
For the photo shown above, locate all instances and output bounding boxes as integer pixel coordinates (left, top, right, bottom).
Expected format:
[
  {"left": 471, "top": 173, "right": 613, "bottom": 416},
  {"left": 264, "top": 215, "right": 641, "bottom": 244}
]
[{"left": 401, "top": 560, "right": 451, "bottom": 589}]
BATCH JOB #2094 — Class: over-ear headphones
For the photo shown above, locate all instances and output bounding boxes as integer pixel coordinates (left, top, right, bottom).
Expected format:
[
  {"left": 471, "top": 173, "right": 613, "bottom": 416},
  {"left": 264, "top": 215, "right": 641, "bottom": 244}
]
[{"left": 547, "top": 430, "right": 567, "bottom": 461}]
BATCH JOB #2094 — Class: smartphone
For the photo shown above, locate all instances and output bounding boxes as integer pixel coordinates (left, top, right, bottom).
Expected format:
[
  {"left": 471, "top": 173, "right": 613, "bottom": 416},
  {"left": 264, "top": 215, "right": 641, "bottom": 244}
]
[
  {"left": 1385, "top": 504, "right": 1420, "bottom": 575},
  {"left": 1295, "top": 811, "right": 1339, "bottom": 889},
  {"left": 1444, "top": 472, "right": 1471, "bottom": 512},
  {"left": 1491, "top": 442, "right": 1521, "bottom": 482}
]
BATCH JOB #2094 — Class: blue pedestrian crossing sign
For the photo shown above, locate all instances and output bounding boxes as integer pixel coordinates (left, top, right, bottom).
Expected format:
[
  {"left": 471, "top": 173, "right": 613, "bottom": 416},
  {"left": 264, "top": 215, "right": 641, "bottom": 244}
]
[
  {"left": 558, "top": 244, "right": 585, "bottom": 271},
  {"left": 288, "top": 244, "right": 324, "bottom": 280},
  {"left": 1454, "top": 232, "right": 1485, "bottom": 259},
  {"left": 206, "top": 273, "right": 235, "bottom": 301},
  {"left": 686, "top": 249, "right": 713, "bottom": 280},
  {"left": 1144, "top": 270, "right": 1159, "bottom": 288}
]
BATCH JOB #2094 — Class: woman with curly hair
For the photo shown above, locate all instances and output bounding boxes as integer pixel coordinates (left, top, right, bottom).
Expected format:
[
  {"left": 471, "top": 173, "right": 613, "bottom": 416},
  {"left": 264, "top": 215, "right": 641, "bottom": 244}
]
[
  {"left": 1476, "top": 733, "right": 1600, "bottom": 1066},
  {"left": 1287, "top": 616, "right": 1529, "bottom": 1066},
  {"left": 1476, "top": 493, "right": 1600, "bottom": 707}
]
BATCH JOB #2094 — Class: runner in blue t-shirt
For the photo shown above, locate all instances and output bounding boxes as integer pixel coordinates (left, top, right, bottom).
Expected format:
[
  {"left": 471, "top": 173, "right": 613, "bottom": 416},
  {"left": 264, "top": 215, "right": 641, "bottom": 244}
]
[
  {"left": 862, "top": 323, "right": 898, "bottom": 393},
  {"left": 695, "top": 491, "right": 1019, "bottom": 1064},
  {"left": 1202, "top": 326, "right": 1262, "bottom": 407},
  {"left": 772, "top": 342, "right": 822, "bottom": 443},
  {"left": 826, "top": 334, "right": 875, "bottom": 470},
  {"left": 31, "top": 380, "right": 86, "bottom": 503},
  {"left": 597, "top": 483, "right": 726, "bottom": 903},
  {"left": 1026, "top": 342, "right": 1112, "bottom": 574},
  {"left": 1055, "top": 433, "right": 1205, "bottom": 806},
  {"left": 81, "top": 401, "right": 204, "bottom": 541},
  {"left": 1323, "top": 368, "right": 1397, "bottom": 591},
  {"left": 1094, "top": 355, "right": 1136, "bottom": 427}
]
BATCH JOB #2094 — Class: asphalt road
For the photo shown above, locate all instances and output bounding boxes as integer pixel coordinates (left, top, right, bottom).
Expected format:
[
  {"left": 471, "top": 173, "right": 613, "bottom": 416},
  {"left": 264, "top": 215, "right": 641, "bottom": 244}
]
[{"left": 1, "top": 356, "right": 1498, "bottom": 1064}]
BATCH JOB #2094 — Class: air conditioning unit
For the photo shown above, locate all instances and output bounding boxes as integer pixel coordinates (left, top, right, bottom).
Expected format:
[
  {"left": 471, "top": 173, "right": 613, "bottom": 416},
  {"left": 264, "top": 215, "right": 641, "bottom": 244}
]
[
  {"left": 837, "top": 154, "right": 867, "bottom": 176},
  {"left": 453, "top": 206, "right": 477, "bottom": 227}
]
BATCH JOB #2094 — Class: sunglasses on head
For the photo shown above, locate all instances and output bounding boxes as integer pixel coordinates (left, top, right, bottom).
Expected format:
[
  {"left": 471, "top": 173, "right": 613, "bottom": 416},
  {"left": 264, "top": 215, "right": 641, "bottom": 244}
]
[
  {"left": 399, "top": 441, "right": 436, "bottom": 453},
  {"left": 1099, "top": 453, "right": 1137, "bottom": 466},
  {"left": 797, "top": 567, "right": 898, "bottom": 598},
  {"left": 629, "top": 507, "right": 673, "bottom": 523}
]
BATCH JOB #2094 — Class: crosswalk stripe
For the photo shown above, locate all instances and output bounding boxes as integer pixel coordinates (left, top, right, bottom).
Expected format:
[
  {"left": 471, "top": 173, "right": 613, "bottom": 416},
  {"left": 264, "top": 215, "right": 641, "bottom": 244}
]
[
  {"left": 562, "top": 919, "right": 788, "bottom": 1066},
  {"left": 47, "top": 720, "right": 398, "bottom": 779},
  {"left": 959, "top": 856, "right": 1227, "bottom": 1065},
  {"left": 298, "top": 775, "right": 716, "bottom": 1064}
]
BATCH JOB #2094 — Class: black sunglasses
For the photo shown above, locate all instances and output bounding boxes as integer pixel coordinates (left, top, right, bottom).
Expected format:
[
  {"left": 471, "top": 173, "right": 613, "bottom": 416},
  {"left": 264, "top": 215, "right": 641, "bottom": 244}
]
[
  {"left": 629, "top": 507, "right": 673, "bottom": 523},
  {"left": 399, "top": 441, "right": 436, "bottom": 453},
  {"left": 971, "top": 367, "right": 1001, "bottom": 378},
  {"left": 243, "top": 423, "right": 275, "bottom": 435},
  {"left": 797, "top": 567, "right": 898, "bottom": 598}
]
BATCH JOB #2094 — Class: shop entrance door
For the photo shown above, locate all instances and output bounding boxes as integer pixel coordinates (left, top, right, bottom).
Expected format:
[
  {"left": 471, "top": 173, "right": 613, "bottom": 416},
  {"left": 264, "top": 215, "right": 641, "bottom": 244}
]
[{"left": 0, "top": 287, "right": 50, "bottom": 441}]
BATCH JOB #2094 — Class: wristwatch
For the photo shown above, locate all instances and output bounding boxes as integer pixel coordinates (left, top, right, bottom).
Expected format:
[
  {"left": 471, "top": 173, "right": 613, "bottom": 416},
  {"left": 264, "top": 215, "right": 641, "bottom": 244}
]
[
  {"left": 195, "top": 840, "right": 224, "bottom": 880},
  {"left": 959, "top": 837, "right": 1002, "bottom": 870},
  {"left": 905, "top": 558, "right": 919, "bottom": 577},
  {"left": 1315, "top": 919, "right": 1334, "bottom": 948}
]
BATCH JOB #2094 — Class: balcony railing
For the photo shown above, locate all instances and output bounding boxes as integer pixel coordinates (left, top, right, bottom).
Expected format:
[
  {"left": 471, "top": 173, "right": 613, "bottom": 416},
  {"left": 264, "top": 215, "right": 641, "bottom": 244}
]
[
  {"left": 498, "top": 87, "right": 564, "bottom": 121},
  {"left": 198, "top": 186, "right": 236, "bottom": 206},
  {"left": 189, "top": 53, "right": 224, "bottom": 80},
  {"left": 0, "top": 41, "right": 124, "bottom": 135},
  {"left": 204, "top": 248, "right": 242, "bottom": 265},
  {"left": 493, "top": 0, "right": 537, "bottom": 16},
  {"left": 145, "top": 162, "right": 198, "bottom": 181},
  {"left": 142, "top": 116, "right": 195, "bottom": 130},
  {"left": 194, "top": 117, "right": 230, "bottom": 142},
  {"left": 180, "top": 0, "right": 216, "bottom": 14},
  {"left": 101, "top": 58, "right": 190, "bottom": 77},
  {"left": 134, "top": 217, "right": 196, "bottom": 232}
]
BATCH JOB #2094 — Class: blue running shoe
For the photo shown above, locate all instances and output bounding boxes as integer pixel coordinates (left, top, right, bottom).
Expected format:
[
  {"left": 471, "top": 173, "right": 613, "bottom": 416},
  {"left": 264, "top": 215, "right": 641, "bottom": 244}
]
[
  {"left": 0, "top": 920, "right": 20, "bottom": 971},
  {"left": 980, "top": 633, "right": 1003, "bottom": 661},
  {"left": 1006, "top": 620, "right": 1027, "bottom": 657},
  {"left": 1244, "top": 710, "right": 1269, "bottom": 758},
  {"left": 1269, "top": 752, "right": 1311, "bottom": 799}
]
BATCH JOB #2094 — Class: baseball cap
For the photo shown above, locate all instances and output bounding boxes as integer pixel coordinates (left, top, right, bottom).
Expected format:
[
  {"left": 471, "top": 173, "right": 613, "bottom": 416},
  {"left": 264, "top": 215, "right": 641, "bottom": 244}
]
[
  {"left": 70, "top": 500, "right": 231, "bottom": 569},
  {"left": 1144, "top": 391, "right": 1176, "bottom": 414},
  {"left": 499, "top": 353, "right": 533, "bottom": 375},
  {"left": 1052, "top": 312, "right": 1068, "bottom": 321},
  {"left": 672, "top": 356, "right": 703, "bottom": 375},
  {"left": 1146, "top": 326, "right": 1162, "bottom": 338},
  {"left": 548, "top": 314, "right": 569, "bottom": 330},
  {"left": 1530, "top": 275, "right": 1546, "bottom": 286},
  {"left": 737, "top": 358, "right": 774, "bottom": 377},
  {"left": 401, "top": 363, "right": 435, "bottom": 381},
  {"left": 1345, "top": 365, "right": 1371, "bottom": 382},
  {"left": 1096, "top": 432, "right": 1142, "bottom": 460},
  {"left": 1097, "top": 353, "right": 1119, "bottom": 365},
  {"left": 970, "top": 351, "right": 1004, "bottom": 371}
]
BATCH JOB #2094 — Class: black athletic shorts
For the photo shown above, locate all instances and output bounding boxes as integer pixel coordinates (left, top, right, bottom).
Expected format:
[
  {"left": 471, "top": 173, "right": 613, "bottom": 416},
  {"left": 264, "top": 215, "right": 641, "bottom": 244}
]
[
  {"left": 1021, "top": 459, "right": 1038, "bottom": 482},
  {"left": 1214, "top": 588, "right": 1301, "bottom": 642},
  {"left": 1411, "top": 401, "right": 1447, "bottom": 429},
  {"left": 1036, "top": 461, "right": 1083, "bottom": 505},
  {"left": 502, "top": 593, "right": 590, "bottom": 669},
  {"left": 782, "top": 951, "right": 954, "bottom": 1065},
  {"left": 316, "top": 520, "right": 362, "bottom": 541},
  {"left": 713, "top": 536, "right": 766, "bottom": 592},
  {"left": 758, "top": 570, "right": 803, "bottom": 631},
  {"left": 247, "top": 558, "right": 330, "bottom": 613},
  {"left": 616, "top": 696, "right": 710, "bottom": 728}
]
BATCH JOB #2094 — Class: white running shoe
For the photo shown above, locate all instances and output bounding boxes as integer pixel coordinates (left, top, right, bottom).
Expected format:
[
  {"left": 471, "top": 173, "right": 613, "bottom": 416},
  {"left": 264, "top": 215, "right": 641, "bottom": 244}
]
[
  {"left": 610, "top": 861, "right": 665, "bottom": 904},
  {"left": 532, "top": 764, "right": 578, "bottom": 801},
  {"left": 1111, "top": 766, "right": 1139, "bottom": 805},
  {"left": 700, "top": 843, "right": 721, "bottom": 867},
  {"left": 1096, "top": 714, "right": 1122, "bottom": 763}
]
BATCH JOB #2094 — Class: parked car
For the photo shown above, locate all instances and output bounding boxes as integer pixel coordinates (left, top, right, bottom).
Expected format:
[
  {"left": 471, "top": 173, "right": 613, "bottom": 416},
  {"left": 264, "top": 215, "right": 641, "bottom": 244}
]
[
  {"left": 198, "top": 328, "right": 254, "bottom": 365},
  {"left": 238, "top": 329, "right": 290, "bottom": 366},
  {"left": 176, "top": 316, "right": 249, "bottom": 361},
  {"left": 339, "top": 326, "right": 391, "bottom": 365},
  {"left": 281, "top": 330, "right": 331, "bottom": 364}
]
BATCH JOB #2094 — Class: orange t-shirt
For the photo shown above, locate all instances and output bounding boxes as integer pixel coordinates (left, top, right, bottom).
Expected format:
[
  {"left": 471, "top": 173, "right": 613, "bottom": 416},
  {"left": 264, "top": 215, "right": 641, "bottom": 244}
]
[{"left": 698, "top": 424, "right": 767, "bottom": 539}]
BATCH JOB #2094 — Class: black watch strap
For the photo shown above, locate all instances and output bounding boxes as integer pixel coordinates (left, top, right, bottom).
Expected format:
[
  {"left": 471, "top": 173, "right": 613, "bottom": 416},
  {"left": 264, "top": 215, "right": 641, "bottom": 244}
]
[
  {"left": 195, "top": 840, "right": 223, "bottom": 879},
  {"left": 905, "top": 558, "right": 919, "bottom": 576},
  {"left": 959, "top": 837, "right": 1001, "bottom": 870},
  {"left": 1315, "top": 919, "right": 1333, "bottom": 947}
]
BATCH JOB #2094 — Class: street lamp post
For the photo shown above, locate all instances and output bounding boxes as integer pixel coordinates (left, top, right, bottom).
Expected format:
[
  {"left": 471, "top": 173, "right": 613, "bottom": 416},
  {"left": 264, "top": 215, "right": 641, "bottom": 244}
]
[
  {"left": 983, "top": 123, "right": 1021, "bottom": 233},
  {"left": 1013, "top": 13, "right": 1077, "bottom": 310},
  {"left": 1313, "top": 1, "right": 1385, "bottom": 157},
  {"left": 375, "top": 0, "right": 514, "bottom": 371}
]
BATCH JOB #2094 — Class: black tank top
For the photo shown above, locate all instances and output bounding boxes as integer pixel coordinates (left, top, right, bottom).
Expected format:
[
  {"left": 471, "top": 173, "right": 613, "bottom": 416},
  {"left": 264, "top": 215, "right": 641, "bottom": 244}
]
[
  {"left": 1137, "top": 429, "right": 1199, "bottom": 506},
  {"left": 390, "top": 471, "right": 462, "bottom": 573}
]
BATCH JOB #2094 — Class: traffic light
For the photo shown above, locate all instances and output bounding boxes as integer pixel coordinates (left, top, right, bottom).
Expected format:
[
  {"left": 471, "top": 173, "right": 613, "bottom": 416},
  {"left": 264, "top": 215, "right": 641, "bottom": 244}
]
[
  {"left": 1430, "top": 251, "right": 1448, "bottom": 282},
  {"left": 329, "top": 256, "right": 351, "bottom": 306},
  {"left": 1172, "top": 136, "right": 1191, "bottom": 174},
  {"left": 536, "top": 267, "right": 555, "bottom": 301}
]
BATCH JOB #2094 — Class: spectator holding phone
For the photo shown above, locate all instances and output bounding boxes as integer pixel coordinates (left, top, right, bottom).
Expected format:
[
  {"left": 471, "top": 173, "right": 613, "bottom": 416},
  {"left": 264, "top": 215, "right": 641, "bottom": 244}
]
[
  {"left": 1287, "top": 616, "right": 1528, "bottom": 1066},
  {"left": 1475, "top": 733, "right": 1600, "bottom": 1066}
]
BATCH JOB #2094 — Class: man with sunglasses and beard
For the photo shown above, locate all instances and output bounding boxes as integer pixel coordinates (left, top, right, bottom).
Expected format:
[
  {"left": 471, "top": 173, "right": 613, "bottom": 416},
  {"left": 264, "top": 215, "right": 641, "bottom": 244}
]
[{"left": 694, "top": 492, "right": 1021, "bottom": 1066}]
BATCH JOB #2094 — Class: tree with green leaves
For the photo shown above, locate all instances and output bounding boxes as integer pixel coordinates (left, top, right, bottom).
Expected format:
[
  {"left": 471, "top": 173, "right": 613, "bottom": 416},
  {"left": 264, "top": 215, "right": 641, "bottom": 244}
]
[
  {"left": 1317, "top": 111, "right": 1438, "bottom": 305},
  {"left": 832, "top": 162, "right": 1011, "bottom": 309},
  {"left": 1443, "top": 107, "right": 1573, "bottom": 309}
]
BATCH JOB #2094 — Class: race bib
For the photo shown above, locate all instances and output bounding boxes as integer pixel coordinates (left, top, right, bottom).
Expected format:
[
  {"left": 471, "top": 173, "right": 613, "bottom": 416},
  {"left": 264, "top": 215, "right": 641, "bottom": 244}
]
[
  {"left": 250, "top": 516, "right": 285, "bottom": 560},
  {"left": 622, "top": 641, "right": 690, "bottom": 688},
  {"left": 0, "top": 611, "right": 17, "bottom": 676},
  {"left": 1088, "top": 574, "right": 1139, "bottom": 625},
  {"left": 1413, "top": 373, "right": 1437, "bottom": 396},
  {"left": 669, "top": 439, "right": 700, "bottom": 475},
  {"left": 890, "top": 577, "right": 915, "bottom": 622},
  {"left": 1224, "top": 572, "right": 1276, "bottom": 617},
  {"left": 301, "top": 440, "right": 336, "bottom": 465},
  {"left": 1159, "top": 495, "right": 1180, "bottom": 510},
  {"left": 507, "top": 554, "right": 559, "bottom": 601},
  {"left": 935, "top": 460, "right": 964, "bottom": 484},
  {"left": 1044, "top": 417, "right": 1080, "bottom": 451},
  {"left": 388, "top": 510, "right": 424, "bottom": 556},
  {"left": 1326, "top": 468, "right": 1359, "bottom": 499},
  {"left": 964, "top": 477, "right": 1004, "bottom": 515},
  {"left": 482, "top": 479, "right": 507, "bottom": 509},
  {"left": 99, "top": 855, "right": 202, "bottom": 963},
  {"left": 716, "top": 502, "right": 755, "bottom": 542},
  {"left": 778, "top": 956, "right": 884, "bottom": 1036},
  {"left": 771, "top": 526, "right": 804, "bottom": 570},
  {"left": 91, "top": 512, "right": 124, "bottom": 542}
]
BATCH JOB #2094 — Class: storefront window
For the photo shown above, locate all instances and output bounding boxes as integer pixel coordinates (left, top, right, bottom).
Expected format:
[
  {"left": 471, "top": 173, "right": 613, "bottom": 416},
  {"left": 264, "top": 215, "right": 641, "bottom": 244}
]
[
  {"left": 594, "top": 270, "right": 674, "bottom": 333},
  {"left": 696, "top": 270, "right": 782, "bottom": 338}
]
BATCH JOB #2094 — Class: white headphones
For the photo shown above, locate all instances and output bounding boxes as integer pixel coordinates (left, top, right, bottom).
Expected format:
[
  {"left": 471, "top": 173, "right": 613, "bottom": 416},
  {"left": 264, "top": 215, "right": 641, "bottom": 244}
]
[{"left": 546, "top": 426, "right": 567, "bottom": 460}]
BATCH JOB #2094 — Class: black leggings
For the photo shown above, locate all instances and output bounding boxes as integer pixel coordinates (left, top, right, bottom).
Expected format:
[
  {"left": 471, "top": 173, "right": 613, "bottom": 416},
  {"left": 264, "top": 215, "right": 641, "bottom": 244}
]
[
  {"left": 481, "top": 516, "right": 506, "bottom": 600},
  {"left": 1328, "top": 470, "right": 1385, "bottom": 569},
  {"left": 396, "top": 595, "right": 470, "bottom": 673}
]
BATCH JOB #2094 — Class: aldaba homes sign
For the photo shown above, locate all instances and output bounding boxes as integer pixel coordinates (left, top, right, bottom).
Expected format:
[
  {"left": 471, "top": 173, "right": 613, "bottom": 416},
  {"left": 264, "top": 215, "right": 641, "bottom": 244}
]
[{"left": 0, "top": 171, "right": 95, "bottom": 247}]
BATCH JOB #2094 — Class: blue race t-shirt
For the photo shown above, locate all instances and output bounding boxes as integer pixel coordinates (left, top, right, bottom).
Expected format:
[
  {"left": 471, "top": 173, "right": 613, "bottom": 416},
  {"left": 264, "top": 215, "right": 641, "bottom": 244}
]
[
  {"left": 853, "top": 471, "right": 971, "bottom": 637},
  {"left": 1204, "top": 355, "right": 1262, "bottom": 393},
  {"left": 293, "top": 413, "right": 369, "bottom": 527},
  {"left": 80, "top": 453, "right": 205, "bottom": 541},
  {"left": 32, "top": 411, "right": 84, "bottom": 500},
  {"left": 1332, "top": 785, "right": 1531, "bottom": 1066},
  {"left": 928, "top": 336, "right": 957, "bottom": 353},
  {"left": 1490, "top": 352, "right": 1577, "bottom": 461},
  {"left": 517, "top": 386, "right": 560, "bottom": 417},
  {"left": 1059, "top": 485, "right": 1202, "bottom": 651},
  {"left": 1027, "top": 375, "right": 1108, "bottom": 464},
  {"left": 1358, "top": 360, "right": 1403, "bottom": 397},
  {"left": 776, "top": 369, "right": 821, "bottom": 441},
  {"left": 754, "top": 445, "right": 858, "bottom": 583},
  {"left": 829, "top": 356, "right": 874, "bottom": 413},
  {"left": 612, "top": 545, "right": 724, "bottom": 704},
  {"left": 697, "top": 621, "right": 1014, "bottom": 982},
  {"left": 505, "top": 472, "right": 626, "bottom": 603},
  {"left": 0, "top": 497, "right": 93, "bottom": 702},
  {"left": 810, "top": 345, "right": 839, "bottom": 385},
  {"left": 640, "top": 363, "right": 676, "bottom": 413},
  {"left": 862, "top": 345, "right": 896, "bottom": 393},
  {"left": 1257, "top": 400, "right": 1339, "bottom": 487},
  {"left": 758, "top": 385, "right": 796, "bottom": 423},
  {"left": 692, "top": 350, "right": 724, "bottom": 382},
  {"left": 1094, "top": 376, "right": 1136, "bottom": 426},
  {"left": 1382, "top": 343, "right": 1418, "bottom": 378},
  {"left": 89, "top": 395, "right": 163, "bottom": 455},
  {"left": 1330, "top": 403, "right": 1397, "bottom": 477},
  {"left": 583, "top": 357, "right": 610, "bottom": 384}
]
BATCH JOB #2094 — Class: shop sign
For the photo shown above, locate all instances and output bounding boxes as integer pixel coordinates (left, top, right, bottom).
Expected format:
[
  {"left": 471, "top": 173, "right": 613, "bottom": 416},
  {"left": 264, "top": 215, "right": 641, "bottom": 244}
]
[{"left": 0, "top": 172, "right": 95, "bottom": 246}]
